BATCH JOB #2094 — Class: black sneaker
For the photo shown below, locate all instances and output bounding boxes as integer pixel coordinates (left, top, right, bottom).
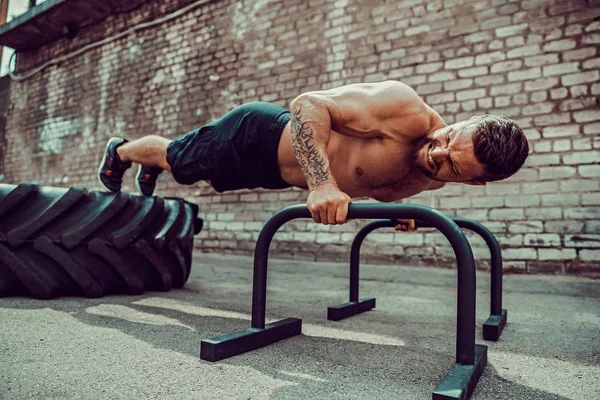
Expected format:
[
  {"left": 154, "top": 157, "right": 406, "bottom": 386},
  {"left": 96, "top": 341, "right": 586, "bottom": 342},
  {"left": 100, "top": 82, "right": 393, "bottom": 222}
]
[
  {"left": 97, "top": 137, "right": 132, "bottom": 193},
  {"left": 135, "top": 165, "right": 163, "bottom": 196}
]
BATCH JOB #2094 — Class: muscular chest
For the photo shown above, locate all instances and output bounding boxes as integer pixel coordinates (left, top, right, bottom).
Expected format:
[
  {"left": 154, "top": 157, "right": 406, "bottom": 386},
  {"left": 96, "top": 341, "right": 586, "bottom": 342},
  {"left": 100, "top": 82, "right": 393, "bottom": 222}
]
[
  {"left": 330, "top": 134, "right": 410, "bottom": 185},
  {"left": 328, "top": 133, "right": 431, "bottom": 199}
]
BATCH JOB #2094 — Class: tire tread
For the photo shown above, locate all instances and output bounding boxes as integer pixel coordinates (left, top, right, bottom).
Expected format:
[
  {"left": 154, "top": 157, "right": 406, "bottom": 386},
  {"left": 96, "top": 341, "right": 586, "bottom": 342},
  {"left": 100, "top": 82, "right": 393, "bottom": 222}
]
[{"left": 0, "top": 183, "right": 200, "bottom": 299}]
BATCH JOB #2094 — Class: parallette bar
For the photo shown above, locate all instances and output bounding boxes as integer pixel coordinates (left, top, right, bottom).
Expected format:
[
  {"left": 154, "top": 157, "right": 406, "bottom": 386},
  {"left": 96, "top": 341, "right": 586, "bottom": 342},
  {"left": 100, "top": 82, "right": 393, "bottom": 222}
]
[
  {"left": 200, "top": 318, "right": 302, "bottom": 362},
  {"left": 327, "top": 298, "right": 376, "bottom": 321},
  {"left": 483, "top": 309, "right": 508, "bottom": 341},
  {"left": 433, "top": 344, "right": 488, "bottom": 400}
]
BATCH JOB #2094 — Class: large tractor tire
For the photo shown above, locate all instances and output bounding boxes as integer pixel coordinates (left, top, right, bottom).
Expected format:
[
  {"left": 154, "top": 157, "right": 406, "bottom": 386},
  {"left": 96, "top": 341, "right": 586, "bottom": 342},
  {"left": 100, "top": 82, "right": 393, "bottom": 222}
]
[{"left": 0, "top": 183, "right": 202, "bottom": 299}]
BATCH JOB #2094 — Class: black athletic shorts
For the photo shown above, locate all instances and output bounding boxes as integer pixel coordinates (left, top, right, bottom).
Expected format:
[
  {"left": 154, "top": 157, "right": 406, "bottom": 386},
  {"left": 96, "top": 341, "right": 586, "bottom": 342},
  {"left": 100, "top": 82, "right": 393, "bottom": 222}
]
[{"left": 166, "top": 102, "right": 292, "bottom": 193}]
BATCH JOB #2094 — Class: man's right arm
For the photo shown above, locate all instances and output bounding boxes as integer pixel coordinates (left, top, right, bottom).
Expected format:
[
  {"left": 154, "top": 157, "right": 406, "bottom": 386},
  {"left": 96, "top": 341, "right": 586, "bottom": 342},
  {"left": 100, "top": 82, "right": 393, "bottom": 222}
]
[
  {"left": 289, "top": 94, "right": 351, "bottom": 225},
  {"left": 289, "top": 94, "right": 337, "bottom": 191}
]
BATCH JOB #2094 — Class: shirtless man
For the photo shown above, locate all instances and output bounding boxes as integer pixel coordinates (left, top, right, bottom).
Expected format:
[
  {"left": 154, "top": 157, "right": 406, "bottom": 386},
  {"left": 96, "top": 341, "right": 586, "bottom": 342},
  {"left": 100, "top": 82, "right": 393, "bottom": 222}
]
[{"left": 97, "top": 81, "right": 529, "bottom": 229}]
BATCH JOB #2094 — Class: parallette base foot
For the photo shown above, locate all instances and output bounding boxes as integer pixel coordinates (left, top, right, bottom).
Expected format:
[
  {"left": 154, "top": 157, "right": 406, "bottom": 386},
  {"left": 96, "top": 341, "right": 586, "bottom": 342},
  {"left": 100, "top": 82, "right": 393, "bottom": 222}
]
[{"left": 327, "top": 298, "right": 376, "bottom": 321}]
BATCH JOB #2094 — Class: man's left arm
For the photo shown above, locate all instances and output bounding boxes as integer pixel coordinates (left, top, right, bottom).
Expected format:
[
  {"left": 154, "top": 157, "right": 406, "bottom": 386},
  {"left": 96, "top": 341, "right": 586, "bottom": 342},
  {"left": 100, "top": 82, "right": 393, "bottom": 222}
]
[
  {"left": 391, "top": 181, "right": 447, "bottom": 231},
  {"left": 391, "top": 198, "right": 417, "bottom": 232}
]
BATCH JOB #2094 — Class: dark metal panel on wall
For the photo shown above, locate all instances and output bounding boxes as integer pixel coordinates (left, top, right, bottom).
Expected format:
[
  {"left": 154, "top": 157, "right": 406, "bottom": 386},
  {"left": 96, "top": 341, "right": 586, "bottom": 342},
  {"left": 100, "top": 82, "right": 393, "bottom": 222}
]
[{"left": 0, "top": 0, "right": 147, "bottom": 51}]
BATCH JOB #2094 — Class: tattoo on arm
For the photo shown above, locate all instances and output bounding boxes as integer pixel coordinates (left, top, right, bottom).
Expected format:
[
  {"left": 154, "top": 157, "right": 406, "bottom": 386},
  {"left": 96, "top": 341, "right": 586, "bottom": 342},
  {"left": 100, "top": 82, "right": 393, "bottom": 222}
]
[{"left": 290, "top": 106, "right": 331, "bottom": 188}]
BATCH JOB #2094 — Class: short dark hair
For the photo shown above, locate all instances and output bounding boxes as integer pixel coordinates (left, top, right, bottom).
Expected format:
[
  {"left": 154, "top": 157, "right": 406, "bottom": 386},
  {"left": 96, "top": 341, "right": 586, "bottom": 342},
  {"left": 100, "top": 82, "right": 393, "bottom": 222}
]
[{"left": 471, "top": 115, "right": 529, "bottom": 182}]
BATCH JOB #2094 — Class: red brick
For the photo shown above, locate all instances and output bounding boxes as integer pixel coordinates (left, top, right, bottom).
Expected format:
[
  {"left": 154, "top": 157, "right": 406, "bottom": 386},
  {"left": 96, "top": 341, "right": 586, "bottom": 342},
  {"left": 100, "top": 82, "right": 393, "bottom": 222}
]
[
  {"left": 524, "top": 233, "right": 561, "bottom": 247},
  {"left": 490, "top": 82, "right": 522, "bottom": 95},
  {"left": 456, "top": 88, "right": 486, "bottom": 101},
  {"left": 530, "top": 90, "right": 548, "bottom": 103},
  {"left": 490, "top": 208, "right": 524, "bottom": 220},
  {"left": 429, "top": 71, "right": 457, "bottom": 83},
  {"left": 494, "top": 96, "right": 511, "bottom": 107},
  {"left": 582, "top": 33, "right": 600, "bottom": 45},
  {"left": 542, "top": 125, "right": 580, "bottom": 138},
  {"left": 563, "top": 151, "right": 600, "bottom": 165},
  {"left": 534, "top": 112, "right": 572, "bottom": 126},
  {"left": 580, "top": 250, "right": 600, "bottom": 261},
  {"left": 573, "top": 138, "right": 593, "bottom": 150},
  {"left": 525, "top": 207, "right": 563, "bottom": 219},
  {"left": 563, "top": 47, "right": 597, "bottom": 61},
  {"left": 566, "top": 24, "right": 584, "bottom": 36},
  {"left": 443, "top": 78, "right": 473, "bottom": 91},
  {"left": 584, "top": 123, "right": 600, "bottom": 135},
  {"left": 538, "top": 249, "right": 576, "bottom": 261},
  {"left": 508, "top": 67, "right": 542, "bottom": 81},
  {"left": 582, "top": 194, "right": 600, "bottom": 206},
  {"left": 525, "top": 54, "right": 560, "bottom": 67},
  {"left": 416, "top": 62, "right": 443, "bottom": 74},
  {"left": 561, "top": 71, "right": 600, "bottom": 86},
  {"left": 445, "top": 56, "right": 475, "bottom": 70},
  {"left": 416, "top": 83, "right": 442, "bottom": 95},
  {"left": 496, "top": 23, "right": 528, "bottom": 38},
  {"left": 530, "top": 16, "right": 565, "bottom": 33},
  {"left": 484, "top": 15, "right": 513, "bottom": 29},
  {"left": 522, "top": 102, "right": 554, "bottom": 116},
  {"left": 543, "top": 39, "right": 577, "bottom": 52},
  {"left": 530, "top": 140, "right": 552, "bottom": 153},
  {"left": 582, "top": 58, "right": 600, "bottom": 69},
  {"left": 525, "top": 154, "right": 561, "bottom": 167},
  {"left": 464, "top": 31, "right": 493, "bottom": 43},
  {"left": 541, "top": 193, "right": 579, "bottom": 206},
  {"left": 458, "top": 66, "right": 488, "bottom": 78},
  {"left": 506, "top": 35, "right": 526, "bottom": 47},
  {"left": 507, "top": 44, "right": 542, "bottom": 58},
  {"left": 542, "top": 62, "right": 581, "bottom": 77},
  {"left": 426, "top": 92, "right": 455, "bottom": 104},
  {"left": 585, "top": 20, "right": 600, "bottom": 33},
  {"left": 579, "top": 165, "right": 600, "bottom": 178},
  {"left": 568, "top": 8, "right": 600, "bottom": 24},
  {"left": 503, "top": 248, "right": 537, "bottom": 260},
  {"left": 573, "top": 110, "right": 600, "bottom": 123},
  {"left": 475, "top": 74, "right": 505, "bottom": 86}
]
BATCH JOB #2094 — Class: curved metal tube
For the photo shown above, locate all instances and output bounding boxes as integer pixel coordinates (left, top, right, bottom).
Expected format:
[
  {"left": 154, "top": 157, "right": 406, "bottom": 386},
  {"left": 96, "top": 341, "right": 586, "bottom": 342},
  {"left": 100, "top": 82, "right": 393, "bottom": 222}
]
[
  {"left": 251, "top": 203, "right": 476, "bottom": 365},
  {"left": 351, "top": 218, "right": 502, "bottom": 315},
  {"left": 349, "top": 220, "right": 394, "bottom": 302},
  {"left": 418, "top": 218, "right": 502, "bottom": 315}
]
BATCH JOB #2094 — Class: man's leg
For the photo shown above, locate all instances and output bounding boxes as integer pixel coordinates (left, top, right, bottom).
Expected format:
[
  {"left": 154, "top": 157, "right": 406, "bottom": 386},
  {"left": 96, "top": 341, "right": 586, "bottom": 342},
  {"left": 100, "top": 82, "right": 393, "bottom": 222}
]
[
  {"left": 117, "top": 135, "right": 173, "bottom": 196},
  {"left": 117, "top": 135, "right": 172, "bottom": 172},
  {"left": 98, "top": 135, "right": 173, "bottom": 195}
]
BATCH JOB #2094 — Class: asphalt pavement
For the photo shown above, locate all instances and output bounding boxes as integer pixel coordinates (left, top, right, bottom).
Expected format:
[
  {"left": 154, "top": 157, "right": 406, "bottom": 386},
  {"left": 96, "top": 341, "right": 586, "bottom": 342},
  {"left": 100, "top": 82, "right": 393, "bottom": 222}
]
[{"left": 1, "top": 253, "right": 599, "bottom": 399}]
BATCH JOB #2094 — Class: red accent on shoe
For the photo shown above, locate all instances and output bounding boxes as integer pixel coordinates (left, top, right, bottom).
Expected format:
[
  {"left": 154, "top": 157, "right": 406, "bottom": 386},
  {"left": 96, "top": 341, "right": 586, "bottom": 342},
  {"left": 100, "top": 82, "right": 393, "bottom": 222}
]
[{"left": 106, "top": 170, "right": 112, "bottom": 176}]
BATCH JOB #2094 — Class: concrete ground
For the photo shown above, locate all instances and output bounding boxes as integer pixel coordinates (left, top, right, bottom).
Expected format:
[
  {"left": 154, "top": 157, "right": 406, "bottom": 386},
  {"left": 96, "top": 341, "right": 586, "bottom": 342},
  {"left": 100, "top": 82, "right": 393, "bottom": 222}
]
[{"left": 1, "top": 253, "right": 599, "bottom": 400}]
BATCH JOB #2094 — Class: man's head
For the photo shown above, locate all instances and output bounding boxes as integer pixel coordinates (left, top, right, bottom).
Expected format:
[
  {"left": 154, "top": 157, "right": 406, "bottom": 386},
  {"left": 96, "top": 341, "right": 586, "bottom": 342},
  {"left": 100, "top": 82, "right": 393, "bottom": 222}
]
[{"left": 413, "top": 115, "right": 529, "bottom": 185}]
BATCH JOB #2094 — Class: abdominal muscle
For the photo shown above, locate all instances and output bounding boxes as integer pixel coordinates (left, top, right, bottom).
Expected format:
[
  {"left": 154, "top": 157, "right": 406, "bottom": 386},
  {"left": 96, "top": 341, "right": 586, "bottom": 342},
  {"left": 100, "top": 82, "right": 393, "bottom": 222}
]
[{"left": 276, "top": 123, "right": 430, "bottom": 200}]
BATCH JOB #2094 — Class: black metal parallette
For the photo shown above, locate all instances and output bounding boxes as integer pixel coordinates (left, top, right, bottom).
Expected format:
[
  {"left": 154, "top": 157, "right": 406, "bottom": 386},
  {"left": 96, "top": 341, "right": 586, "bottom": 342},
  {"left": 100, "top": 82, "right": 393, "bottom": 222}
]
[
  {"left": 327, "top": 217, "right": 507, "bottom": 341},
  {"left": 433, "top": 344, "right": 488, "bottom": 400},
  {"left": 200, "top": 318, "right": 302, "bottom": 362},
  {"left": 483, "top": 309, "right": 508, "bottom": 341},
  {"left": 418, "top": 218, "right": 507, "bottom": 342},
  {"left": 200, "top": 203, "right": 486, "bottom": 399},
  {"left": 327, "top": 298, "right": 376, "bottom": 321}
]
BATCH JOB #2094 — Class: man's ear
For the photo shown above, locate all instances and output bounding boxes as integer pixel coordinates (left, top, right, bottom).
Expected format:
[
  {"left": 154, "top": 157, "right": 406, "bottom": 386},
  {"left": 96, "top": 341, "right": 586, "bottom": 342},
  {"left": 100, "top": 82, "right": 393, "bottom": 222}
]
[{"left": 464, "top": 180, "right": 486, "bottom": 186}]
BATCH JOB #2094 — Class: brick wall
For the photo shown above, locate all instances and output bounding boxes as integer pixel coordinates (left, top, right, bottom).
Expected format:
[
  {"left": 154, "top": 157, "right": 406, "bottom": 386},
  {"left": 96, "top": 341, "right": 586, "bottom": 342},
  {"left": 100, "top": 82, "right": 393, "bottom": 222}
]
[{"left": 1, "top": 0, "right": 599, "bottom": 274}]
